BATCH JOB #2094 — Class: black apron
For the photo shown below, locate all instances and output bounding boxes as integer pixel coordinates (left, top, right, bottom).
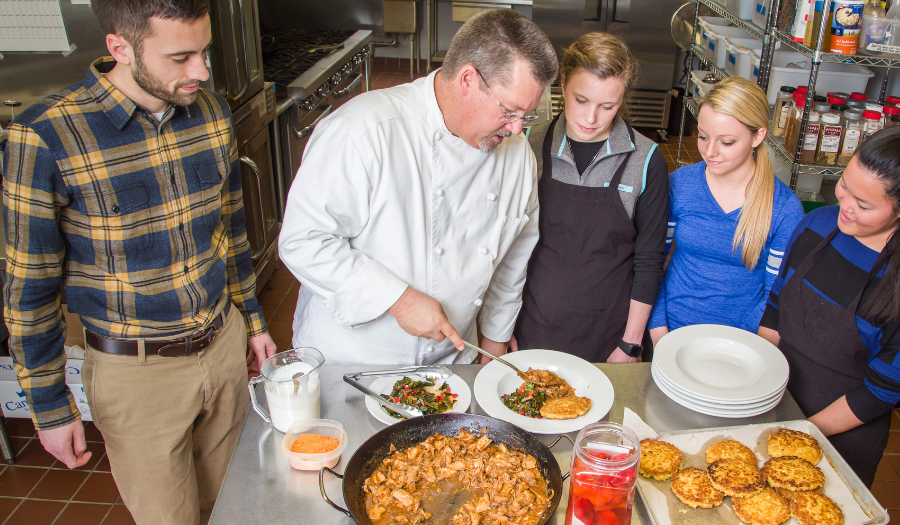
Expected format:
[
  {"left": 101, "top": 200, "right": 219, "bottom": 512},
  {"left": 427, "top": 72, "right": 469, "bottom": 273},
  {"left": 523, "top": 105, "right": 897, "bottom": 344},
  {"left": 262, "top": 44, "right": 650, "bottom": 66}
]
[
  {"left": 514, "top": 114, "right": 637, "bottom": 362},
  {"left": 777, "top": 226, "right": 891, "bottom": 487}
]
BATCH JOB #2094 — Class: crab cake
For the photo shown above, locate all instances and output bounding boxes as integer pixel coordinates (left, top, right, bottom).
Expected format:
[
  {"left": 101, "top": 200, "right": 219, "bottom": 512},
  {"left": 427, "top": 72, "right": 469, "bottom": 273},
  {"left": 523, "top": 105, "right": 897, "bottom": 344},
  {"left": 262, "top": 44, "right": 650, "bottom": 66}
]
[
  {"left": 790, "top": 492, "right": 843, "bottom": 525},
  {"left": 670, "top": 467, "right": 725, "bottom": 508},
  {"left": 773, "top": 486, "right": 821, "bottom": 502},
  {"left": 768, "top": 429, "right": 823, "bottom": 465},
  {"left": 732, "top": 487, "right": 791, "bottom": 525},
  {"left": 706, "top": 458, "right": 766, "bottom": 497},
  {"left": 707, "top": 440, "right": 758, "bottom": 467},
  {"left": 639, "top": 439, "right": 683, "bottom": 481},
  {"left": 762, "top": 456, "right": 824, "bottom": 492},
  {"left": 539, "top": 396, "right": 591, "bottom": 419}
]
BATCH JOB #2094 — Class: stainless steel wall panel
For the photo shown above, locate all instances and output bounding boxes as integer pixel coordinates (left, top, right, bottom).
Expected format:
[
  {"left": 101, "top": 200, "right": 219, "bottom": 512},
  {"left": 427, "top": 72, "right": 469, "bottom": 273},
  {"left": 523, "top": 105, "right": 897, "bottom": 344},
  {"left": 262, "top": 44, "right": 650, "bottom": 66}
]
[{"left": 256, "top": 0, "right": 384, "bottom": 33}]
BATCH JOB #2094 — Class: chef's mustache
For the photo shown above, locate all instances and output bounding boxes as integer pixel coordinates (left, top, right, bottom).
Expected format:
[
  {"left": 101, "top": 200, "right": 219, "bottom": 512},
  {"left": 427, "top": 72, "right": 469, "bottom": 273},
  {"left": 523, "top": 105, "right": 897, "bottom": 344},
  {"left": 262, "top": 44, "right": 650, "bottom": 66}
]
[{"left": 479, "top": 129, "right": 512, "bottom": 153}]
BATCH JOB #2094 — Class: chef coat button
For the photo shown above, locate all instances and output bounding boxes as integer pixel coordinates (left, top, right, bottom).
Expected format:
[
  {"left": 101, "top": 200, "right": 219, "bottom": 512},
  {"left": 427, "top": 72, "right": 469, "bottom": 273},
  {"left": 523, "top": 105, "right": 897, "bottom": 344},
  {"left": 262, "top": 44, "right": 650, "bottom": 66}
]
[
  {"left": 474, "top": 299, "right": 484, "bottom": 307},
  {"left": 435, "top": 189, "right": 444, "bottom": 197},
  {"left": 425, "top": 345, "right": 434, "bottom": 352},
  {"left": 434, "top": 133, "right": 442, "bottom": 141},
  {"left": 487, "top": 193, "right": 497, "bottom": 201},
  {"left": 479, "top": 247, "right": 488, "bottom": 255},
  {"left": 434, "top": 247, "right": 444, "bottom": 255}
]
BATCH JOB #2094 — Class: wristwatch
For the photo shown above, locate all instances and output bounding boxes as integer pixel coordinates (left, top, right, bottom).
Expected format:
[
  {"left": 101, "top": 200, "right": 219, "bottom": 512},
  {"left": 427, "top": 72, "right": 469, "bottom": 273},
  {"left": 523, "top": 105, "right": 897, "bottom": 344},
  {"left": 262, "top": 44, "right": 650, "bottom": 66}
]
[{"left": 618, "top": 340, "right": 643, "bottom": 358}]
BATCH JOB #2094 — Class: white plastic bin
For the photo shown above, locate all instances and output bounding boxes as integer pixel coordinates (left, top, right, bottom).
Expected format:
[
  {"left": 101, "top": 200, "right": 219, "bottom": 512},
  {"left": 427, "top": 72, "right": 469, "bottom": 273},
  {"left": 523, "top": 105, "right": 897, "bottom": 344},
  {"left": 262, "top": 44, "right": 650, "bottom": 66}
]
[
  {"left": 724, "top": 38, "right": 768, "bottom": 80},
  {"left": 706, "top": 25, "right": 752, "bottom": 67},
  {"left": 749, "top": 48, "right": 761, "bottom": 84},
  {"left": 764, "top": 50, "right": 875, "bottom": 105},
  {"left": 697, "top": 16, "right": 732, "bottom": 47},
  {"left": 753, "top": 0, "right": 770, "bottom": 29},
  {"left": 690, "top": 70, "right": 718, "bottom": 100},
  {"left": 725, "top": 0, "right": 757, "bottom": 20}
]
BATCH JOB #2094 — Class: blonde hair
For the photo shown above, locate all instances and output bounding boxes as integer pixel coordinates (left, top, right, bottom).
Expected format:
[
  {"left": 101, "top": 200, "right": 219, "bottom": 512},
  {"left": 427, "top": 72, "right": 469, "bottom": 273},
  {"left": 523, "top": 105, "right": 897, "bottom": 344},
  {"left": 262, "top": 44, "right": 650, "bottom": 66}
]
[
  {"left": 699, "top": 76, "right": 774, "bottom": 270},
  {"left": 558, "top": 32, "right": 638, "bottom": 120}
]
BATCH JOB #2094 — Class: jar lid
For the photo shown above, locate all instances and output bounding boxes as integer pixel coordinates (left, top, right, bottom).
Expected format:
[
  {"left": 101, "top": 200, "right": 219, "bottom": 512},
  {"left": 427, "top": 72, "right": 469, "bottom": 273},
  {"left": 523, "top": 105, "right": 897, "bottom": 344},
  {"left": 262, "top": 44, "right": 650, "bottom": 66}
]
[
  {"left": 814, "top": 95, "right": 828, "bottom": 103},
  {"left": 851, "top": 92, "right": 867, "bottom": 100},
  {"left": 831, "top": 104, "right": 850, "bottom": 112},
  {"left": 795, "top": 99, "right": 806, "bottom": 107},
  {"left": 796, "top": 86, "right": 808, "bottom": 93},
  {"left": 863, "top": 110, "right": 882, "bottom": 120},
  {"left": 822, "top": 113, "right": 841, "bottom": 124},
  {"left": 808, "top": 112, "right": 821, "bottom": 121},
  {"left": 779, "top": 86, "right": 797, "bottom": 93},
  {"left": 814, "top": 103, "right": 832, "bottom": 113},
  {"left": 886, "top": 96, "right": 900, "bottom": 104},
  {"left": 827, "top": 96, "right": 846, "bottom": 104},
  {"left": 844, "top": 110, "right": 863, "bottom": 120},
  {"left": 793, "top": 91, "right": 806, "bottom": 100},
  {"left": 884, "top": 105, "right": 900, "bottom": 115}
]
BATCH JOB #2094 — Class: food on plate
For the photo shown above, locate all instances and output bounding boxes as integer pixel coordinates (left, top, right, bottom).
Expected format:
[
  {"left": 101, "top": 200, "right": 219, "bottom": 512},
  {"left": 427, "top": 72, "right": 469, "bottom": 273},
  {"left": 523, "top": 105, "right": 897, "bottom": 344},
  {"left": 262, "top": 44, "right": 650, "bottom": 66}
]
[
  {"left": 362, "top": 430, "right": 552, "bottom": 525},
  {"left": 767, "top": 429, "right": 823, "bottom": 465},
  {"left": 773, "top": 486, "right": 821, "bottom": 502},
  {"left": 289, "top": 433, "right": 340, "bottom": 454},
  {"left": 569, "top": 446, "right": 638, "bottom": 525},
  {"left": 520, "top": 368, "right": 575, "bottom": 398},
  {"left": 762, "top": 456, "right": 825, "bottom": 492},
  {"left": 639, "top": 439, "right": 683, "bottom": 481},
  {"left": 379, "top": 376, "right": 457, "bottom": 419},
  {"left": 790, "top": 492, "right": 844, "bottom": 525},
  {"left": 669, "top": 467, "right": 725, "bottom": 508},
  {"left": 706, "top": 440, "right": 758, "bottom": 467},
  {"left": 540, "top": 396, "right": 592, "bottom": 420},
  {"left": 706, "top": 458, "right": 766, "bottom": 497},
  {"left": 732, "top": 487, "right": 791, "bottom": 525},
  {"left": 502, "top": 382, "right": 549, "bottom": 418}
]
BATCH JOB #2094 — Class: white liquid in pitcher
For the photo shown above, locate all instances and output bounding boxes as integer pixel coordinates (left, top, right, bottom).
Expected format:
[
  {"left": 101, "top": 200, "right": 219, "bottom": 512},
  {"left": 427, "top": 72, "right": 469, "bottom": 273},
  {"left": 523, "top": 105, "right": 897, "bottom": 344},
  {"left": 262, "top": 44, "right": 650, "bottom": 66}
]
[{"left": 264, "top": 362, "right": 321, "bottom": 432}]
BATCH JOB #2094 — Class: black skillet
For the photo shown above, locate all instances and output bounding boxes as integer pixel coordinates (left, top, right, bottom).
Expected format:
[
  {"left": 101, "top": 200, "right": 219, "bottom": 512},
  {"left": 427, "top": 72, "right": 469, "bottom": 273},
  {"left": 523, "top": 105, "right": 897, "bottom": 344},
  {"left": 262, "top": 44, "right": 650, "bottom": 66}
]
[{"left": 319, "top": 412, "right": 571, "bottom": 525}]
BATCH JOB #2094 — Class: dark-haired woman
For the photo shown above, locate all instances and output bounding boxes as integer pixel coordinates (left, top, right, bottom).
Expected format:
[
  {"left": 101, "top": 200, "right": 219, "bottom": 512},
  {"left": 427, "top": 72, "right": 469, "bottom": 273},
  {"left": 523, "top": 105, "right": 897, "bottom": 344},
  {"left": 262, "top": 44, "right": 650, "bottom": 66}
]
[{"left": 759, "top": 126, "right": 900, "bottom": 487}]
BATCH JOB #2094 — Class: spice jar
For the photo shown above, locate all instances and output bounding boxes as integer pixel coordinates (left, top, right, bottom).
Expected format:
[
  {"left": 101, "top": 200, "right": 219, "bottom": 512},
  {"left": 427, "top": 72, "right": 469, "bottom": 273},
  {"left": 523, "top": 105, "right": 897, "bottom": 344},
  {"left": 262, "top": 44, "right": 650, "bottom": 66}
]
[
  {"left": 862, "top": 109, "right": 883, "bottom": 139},
  {"left": 566, "top": 423, "right": 641, "bottom": 525},
  {"left": 801, "top": 110, "right": 822, "bottom": 164},
  {"left": 884, "top": 105, "right": 900, "bottom": 127},
  {"left": 847, "top": 92, "right": 867, "bottom": 109},
  {"left": 827, "top": 95, "right": 846, "bottom": 105},
  {"left": 828, "top": 91, "right": 851, "bottom": 101},
  {"left": 831, "top": 104, "right": 851, "bottom": 126},
  {"left": 838, "top": 110, "right": 864, "bottom": 166},
  {"left": 816, "top": 113, "right": 843, "bottom": 165},
  {"left": 886, "top": 95, "right": 900, "bottom": 107},
  {"left": 772, "top": 86, "right": 796, "bottom": 138},
  {"left": 784, "top": 94, "right": 807, "bottom": 155}
]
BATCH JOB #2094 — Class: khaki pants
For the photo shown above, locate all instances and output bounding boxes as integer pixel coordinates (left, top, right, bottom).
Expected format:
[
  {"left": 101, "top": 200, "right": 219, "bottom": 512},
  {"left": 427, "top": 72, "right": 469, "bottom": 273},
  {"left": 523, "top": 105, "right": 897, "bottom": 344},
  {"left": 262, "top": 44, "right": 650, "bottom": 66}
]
[{"left": 82, "top": 306, "right": 250, "bottom": 525}]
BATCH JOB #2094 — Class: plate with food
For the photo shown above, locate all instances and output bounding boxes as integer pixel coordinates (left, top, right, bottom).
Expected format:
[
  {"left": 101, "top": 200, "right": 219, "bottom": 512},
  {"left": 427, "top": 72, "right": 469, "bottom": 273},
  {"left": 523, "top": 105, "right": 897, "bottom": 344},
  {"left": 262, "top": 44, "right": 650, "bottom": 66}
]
[
  {"left": 364, "top": 373, "right": 472, "bottom": 425},
  {"left": 473, "top": 349, "right": 615, "bottom": 434}
]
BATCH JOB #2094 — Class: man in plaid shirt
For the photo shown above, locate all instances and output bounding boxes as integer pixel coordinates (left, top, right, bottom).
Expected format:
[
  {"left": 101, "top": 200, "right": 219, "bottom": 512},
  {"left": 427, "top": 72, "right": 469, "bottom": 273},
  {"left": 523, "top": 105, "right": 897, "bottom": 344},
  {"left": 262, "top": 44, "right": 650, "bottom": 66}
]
[{"left": 1, "top": 0, "right": 276, "bottom": 522}]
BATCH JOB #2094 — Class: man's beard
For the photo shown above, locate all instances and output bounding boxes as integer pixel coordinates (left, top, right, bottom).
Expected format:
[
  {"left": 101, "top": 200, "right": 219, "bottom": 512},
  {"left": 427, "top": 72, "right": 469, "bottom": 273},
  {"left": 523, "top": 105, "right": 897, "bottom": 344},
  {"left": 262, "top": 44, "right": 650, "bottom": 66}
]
[
  {"left": 478, "top": 129, "right": 512, "bottom": 153},
  {"left": 132, "top": 53, "right": 199, "bottom": 107}
]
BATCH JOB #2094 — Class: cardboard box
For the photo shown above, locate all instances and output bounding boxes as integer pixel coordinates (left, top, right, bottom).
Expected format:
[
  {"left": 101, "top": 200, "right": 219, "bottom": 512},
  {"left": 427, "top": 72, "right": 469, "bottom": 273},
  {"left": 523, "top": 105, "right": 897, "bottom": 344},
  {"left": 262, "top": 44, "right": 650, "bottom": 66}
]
[{"left": 0, "top": 356, "right": 92, "bottom": 421}]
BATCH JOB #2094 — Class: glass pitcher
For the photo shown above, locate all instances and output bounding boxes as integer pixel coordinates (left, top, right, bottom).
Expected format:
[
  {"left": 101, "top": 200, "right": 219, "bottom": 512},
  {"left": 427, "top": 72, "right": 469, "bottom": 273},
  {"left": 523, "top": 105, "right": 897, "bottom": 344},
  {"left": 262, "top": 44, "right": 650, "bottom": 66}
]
[{"left": 248, "top": 347, "right": 324, "bottom": 432}]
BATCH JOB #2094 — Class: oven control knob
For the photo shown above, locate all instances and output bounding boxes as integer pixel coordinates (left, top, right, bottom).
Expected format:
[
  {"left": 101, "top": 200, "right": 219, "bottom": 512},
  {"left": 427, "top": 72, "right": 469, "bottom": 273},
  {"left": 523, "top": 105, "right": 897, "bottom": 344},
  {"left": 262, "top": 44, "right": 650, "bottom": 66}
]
[
  {"left": 316, "top": 84, "right": 329, "bottom": 98},
  {"left": 301, "top": 97, "right": 315, "bottom": 111}
]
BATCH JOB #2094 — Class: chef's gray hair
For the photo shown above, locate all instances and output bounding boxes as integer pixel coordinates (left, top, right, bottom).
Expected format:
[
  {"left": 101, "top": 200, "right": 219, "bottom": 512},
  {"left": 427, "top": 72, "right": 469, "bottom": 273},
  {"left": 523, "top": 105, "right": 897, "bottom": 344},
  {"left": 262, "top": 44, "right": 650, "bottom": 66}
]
[{"left": 441, "top": 9, "right": 557, "bottom": 88}]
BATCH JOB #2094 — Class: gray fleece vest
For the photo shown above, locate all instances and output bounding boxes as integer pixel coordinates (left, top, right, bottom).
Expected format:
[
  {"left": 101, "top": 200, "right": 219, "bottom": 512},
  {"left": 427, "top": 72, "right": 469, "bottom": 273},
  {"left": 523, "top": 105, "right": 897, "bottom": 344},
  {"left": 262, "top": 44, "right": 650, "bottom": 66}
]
[{"left": 525, "top": 113, "right": 659, "bottom": 220}]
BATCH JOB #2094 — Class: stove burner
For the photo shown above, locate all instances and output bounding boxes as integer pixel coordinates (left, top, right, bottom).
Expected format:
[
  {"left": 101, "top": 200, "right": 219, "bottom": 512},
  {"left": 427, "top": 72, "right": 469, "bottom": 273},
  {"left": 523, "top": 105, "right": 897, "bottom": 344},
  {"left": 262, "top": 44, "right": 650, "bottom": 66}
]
[{"left": 261, "top": 29, "right": 356, "bottom": 87}]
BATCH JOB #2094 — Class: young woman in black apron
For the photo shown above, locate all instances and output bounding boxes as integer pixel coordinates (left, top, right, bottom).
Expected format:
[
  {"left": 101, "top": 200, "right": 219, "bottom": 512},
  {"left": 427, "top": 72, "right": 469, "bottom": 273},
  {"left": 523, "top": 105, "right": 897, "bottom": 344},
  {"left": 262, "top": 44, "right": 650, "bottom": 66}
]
[
  {"left": 512, "top": 33, "right": 669, "bottom": 363},
  {"left": 758, "top": 127, "right": 900, "bottom": 487}
]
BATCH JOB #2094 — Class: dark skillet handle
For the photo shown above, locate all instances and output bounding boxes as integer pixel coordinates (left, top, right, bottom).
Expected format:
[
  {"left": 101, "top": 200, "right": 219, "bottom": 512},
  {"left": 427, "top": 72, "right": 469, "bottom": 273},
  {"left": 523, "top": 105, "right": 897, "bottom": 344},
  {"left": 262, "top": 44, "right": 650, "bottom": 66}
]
[
  {"left": 319, "top": 466, "right": 352, "bottom": 517},
  {"left": 547, "top": 434, "right": 577, "bottom": 482}
]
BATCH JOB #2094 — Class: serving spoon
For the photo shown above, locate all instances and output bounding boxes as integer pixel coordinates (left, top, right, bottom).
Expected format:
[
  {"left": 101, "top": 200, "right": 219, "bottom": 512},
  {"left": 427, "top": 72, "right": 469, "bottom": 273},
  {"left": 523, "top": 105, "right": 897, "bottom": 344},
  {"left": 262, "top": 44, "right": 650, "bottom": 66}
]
[{"left": 462, "top": 341, "right": 547, "bottom": 385}]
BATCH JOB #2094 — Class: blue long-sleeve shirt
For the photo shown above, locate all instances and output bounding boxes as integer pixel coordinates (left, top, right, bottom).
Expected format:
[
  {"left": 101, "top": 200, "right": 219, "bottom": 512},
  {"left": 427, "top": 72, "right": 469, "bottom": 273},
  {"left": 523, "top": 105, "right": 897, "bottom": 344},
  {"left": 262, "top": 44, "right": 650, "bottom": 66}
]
[
  {"left": 649, "top": 161, "right": 804, "bottom": 333},
  {"left": 760, "top": 206, "right": 900, "bottom": 422}
]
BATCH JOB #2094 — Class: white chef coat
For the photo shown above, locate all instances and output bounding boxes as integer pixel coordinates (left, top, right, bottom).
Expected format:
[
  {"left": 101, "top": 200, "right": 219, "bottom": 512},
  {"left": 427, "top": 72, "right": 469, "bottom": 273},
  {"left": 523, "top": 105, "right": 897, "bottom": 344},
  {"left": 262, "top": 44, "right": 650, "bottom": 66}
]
[{"left": 278, "top": 70, "right": 540, "bottom": 365}]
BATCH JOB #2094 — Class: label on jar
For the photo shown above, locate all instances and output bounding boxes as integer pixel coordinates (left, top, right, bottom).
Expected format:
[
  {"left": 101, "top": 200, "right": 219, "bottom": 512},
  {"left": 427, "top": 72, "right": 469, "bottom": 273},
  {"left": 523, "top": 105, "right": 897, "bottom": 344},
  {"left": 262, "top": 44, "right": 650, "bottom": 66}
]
[
  {"left": 803, "top": 122, "right": 821, "bottom": 150},
  {"left": 840, "top": 128, "right": 861, "bottom": 155},
  {"left": 820, "top": 124, "right": 842, "bottom": 152},
  {"left": 777, "top": 103, "right": 791, "bottom": 128}
]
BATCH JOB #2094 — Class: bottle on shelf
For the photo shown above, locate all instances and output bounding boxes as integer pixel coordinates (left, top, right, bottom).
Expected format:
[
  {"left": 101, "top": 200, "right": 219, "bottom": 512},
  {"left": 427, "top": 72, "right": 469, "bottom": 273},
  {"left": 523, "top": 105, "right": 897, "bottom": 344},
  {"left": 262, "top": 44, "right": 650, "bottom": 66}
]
[
  {"left": 828, "top": 91, "right": 851, "bottom": 101},
  {"left": 804, "top": 0, "right": 826, "bottom": 47},
  {"left": 862, "top": 109, "right": 884, "bottom": 139},
  {"left": 793, "top": 0, "right": 816, "bottom": 43},
  {"left": 887, "top": 96, "right": 900, "bottom": 107},
  {"left": 784, "top": 93, "right": 807, "bottom": 154},
  {"left": 831, "top": 103, "right": 851, "bottom": 126},
  {"left": 816, "top": 112, "right": 843, "bottom": 165},
  {"left": 828, "top": 0, "right": 865, "bottom": 55},
  {"left": 860, "top": 0, "right": 888, "bottom": 54},
  {"left": 865, "top": 100, "right": 886, "bottom": 123},
  {"left": 847, "top": 92, "right": 867, "bottom": 109},
  {"left": 837, "top": 110, "right": 864, "bottom": 166},
  {"left": 827, "top": 95, "right": 847, "bottom": 105},
  {"left": 772, "top": 86, "right": 797, "bottom": 138},
  {"left": 883, "top": 105, "right": 900, "bottom": 127},
  {"left": 801, "top": 110, "right": 822, "bottom": 164}
]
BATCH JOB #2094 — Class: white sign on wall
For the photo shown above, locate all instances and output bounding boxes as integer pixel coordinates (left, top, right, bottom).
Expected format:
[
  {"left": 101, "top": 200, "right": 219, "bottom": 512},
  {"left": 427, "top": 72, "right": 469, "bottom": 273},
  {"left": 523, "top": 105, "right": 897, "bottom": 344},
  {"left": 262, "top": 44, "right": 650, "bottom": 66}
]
[{"left": 0, "top": 0, "right": 71, "bottom": 52}]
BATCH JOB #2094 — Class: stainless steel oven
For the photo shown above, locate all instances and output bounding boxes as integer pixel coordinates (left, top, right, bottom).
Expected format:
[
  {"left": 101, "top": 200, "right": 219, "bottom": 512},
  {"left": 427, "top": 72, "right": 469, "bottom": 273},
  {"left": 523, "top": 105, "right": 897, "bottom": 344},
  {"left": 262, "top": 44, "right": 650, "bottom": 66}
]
[{"left": 207, "top": 0, "right": 265, "bottom": 112}]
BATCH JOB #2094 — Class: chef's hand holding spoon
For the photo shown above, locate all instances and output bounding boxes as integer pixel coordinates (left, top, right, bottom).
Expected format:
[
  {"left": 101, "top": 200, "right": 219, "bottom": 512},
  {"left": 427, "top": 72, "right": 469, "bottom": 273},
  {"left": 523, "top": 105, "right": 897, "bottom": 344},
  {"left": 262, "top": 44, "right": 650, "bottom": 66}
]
[{"left": 390, "top": 287, "right": 464, "bottom": 349}]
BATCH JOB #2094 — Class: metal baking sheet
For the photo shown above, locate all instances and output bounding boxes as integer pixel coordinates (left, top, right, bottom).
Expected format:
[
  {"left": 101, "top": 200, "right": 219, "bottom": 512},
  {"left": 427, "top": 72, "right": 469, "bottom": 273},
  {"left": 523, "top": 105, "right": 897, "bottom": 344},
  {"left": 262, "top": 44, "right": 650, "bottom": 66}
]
[{"left": 634, "top": 419, "right": 888, "bottom": 525}]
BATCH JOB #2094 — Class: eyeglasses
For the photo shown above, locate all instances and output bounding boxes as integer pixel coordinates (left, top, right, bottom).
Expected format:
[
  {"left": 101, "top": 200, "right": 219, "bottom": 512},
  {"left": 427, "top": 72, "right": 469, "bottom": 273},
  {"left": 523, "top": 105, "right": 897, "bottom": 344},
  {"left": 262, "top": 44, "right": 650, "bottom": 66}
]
[{"left": 475, "top": 68, "right": 539, "bottom": 123}]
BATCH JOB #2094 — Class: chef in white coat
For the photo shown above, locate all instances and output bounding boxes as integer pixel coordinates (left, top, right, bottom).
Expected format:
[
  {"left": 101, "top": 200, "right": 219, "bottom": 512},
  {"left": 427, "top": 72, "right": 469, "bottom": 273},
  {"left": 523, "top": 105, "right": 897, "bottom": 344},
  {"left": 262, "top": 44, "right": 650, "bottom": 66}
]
[{"left": 278, "top": 9, "right": 558, "bottom": 365}]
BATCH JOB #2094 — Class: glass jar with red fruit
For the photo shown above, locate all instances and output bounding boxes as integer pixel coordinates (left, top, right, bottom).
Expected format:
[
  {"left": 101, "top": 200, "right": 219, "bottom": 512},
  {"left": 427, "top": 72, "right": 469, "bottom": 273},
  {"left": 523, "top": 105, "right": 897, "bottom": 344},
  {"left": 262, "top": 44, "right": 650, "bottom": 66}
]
[{"left": 565, "top": 422, "right": 641, "bottom": 525}]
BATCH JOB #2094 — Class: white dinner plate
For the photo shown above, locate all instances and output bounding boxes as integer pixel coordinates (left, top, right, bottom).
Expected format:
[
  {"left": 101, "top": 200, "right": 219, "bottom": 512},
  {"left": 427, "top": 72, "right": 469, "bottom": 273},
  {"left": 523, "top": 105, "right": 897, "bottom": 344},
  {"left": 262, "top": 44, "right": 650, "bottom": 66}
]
[
  {"left": 364, "top": 374, "right": 472, "bottom": 426},
  {"left": 652, "top": 366, "right": 783, "bottom": 417},
  {"left": 652, "top": 362, "right": 786, "bottom": 408},
  {"left": 473, "top": 349, "right": 615, "bottom": 434},
  {"left": 654, "top": 324, "right": 789, "bottom": 401}
]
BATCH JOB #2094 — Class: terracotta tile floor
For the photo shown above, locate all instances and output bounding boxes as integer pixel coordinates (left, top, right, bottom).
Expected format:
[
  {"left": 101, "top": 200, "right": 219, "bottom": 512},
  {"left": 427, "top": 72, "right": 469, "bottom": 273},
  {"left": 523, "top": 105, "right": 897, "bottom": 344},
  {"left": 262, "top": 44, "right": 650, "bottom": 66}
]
[{"left": 3, "top": 64, "right": 898, "bottom": 524}]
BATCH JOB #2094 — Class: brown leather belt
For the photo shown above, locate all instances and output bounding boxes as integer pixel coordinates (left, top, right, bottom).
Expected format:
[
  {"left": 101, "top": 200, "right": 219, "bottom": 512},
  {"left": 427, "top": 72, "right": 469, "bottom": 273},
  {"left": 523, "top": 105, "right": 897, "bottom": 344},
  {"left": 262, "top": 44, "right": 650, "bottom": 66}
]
[{"left": 85, "top": 302, "right": 231, "bottom": 357}]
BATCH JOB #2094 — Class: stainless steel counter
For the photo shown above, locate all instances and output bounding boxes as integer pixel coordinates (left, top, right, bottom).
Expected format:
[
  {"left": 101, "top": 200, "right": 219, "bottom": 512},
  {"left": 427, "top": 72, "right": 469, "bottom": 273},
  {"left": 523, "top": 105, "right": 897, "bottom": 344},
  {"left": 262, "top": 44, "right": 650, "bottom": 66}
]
[{"left": 209, "top": 363, "right": 805, "bottom": 525}]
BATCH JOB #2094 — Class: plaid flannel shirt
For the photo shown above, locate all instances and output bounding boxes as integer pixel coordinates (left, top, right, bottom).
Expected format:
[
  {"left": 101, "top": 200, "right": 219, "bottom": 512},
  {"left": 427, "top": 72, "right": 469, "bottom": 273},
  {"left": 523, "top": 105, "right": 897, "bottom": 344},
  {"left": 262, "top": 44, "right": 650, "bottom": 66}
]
[{"left": 1, "top": 57, "right": 267, "bottom": 430}]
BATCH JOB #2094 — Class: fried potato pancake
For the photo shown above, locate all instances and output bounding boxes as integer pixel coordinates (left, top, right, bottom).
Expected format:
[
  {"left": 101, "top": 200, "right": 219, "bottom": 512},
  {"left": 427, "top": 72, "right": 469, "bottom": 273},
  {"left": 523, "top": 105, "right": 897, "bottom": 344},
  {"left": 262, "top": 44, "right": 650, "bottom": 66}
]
[
  {"left": 732, "top": 487, "right": 791, "bottom": 525},
  {"left": 706, "top": 440, "right": 758, "bottom": 467},
  {"left": 707, "top": 458, "right": 766, "bottom": 497},
  {"left": 767, "top": 429, "right": 823, "bottom": 465},
  {"left": 762, "top": 456, "right": 824, "bottom": 491},
  {"left": 639, "top": 439, "right": 683, "bottom": 481},
  {"left": 539, "top": 396, "right": 591, "bottom": 419},
  {"left": 773, "top": 486, "right": 821, "bottom": 502},
  {"left": 790, "top": 492, "right": 843, "bottom": 525},
  {"left": 670, "top": 467, "right": 725, "bottom": 508}
]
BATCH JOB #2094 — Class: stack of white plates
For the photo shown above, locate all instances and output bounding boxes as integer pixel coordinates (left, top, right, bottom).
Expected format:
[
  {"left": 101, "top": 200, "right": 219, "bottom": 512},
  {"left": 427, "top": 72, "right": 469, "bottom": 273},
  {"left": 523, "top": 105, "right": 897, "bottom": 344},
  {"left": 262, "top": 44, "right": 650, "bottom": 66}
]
[{"left": 652, "top": 324, "right": 789, "bottom": 418}]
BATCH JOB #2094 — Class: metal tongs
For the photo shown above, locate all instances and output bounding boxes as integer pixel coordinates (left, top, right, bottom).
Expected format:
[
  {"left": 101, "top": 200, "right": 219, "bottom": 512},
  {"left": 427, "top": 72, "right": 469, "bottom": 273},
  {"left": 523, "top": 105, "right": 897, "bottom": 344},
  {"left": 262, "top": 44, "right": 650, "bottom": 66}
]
[{"left": 343, "top": 366, "right": 453, "bottom": 420}]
